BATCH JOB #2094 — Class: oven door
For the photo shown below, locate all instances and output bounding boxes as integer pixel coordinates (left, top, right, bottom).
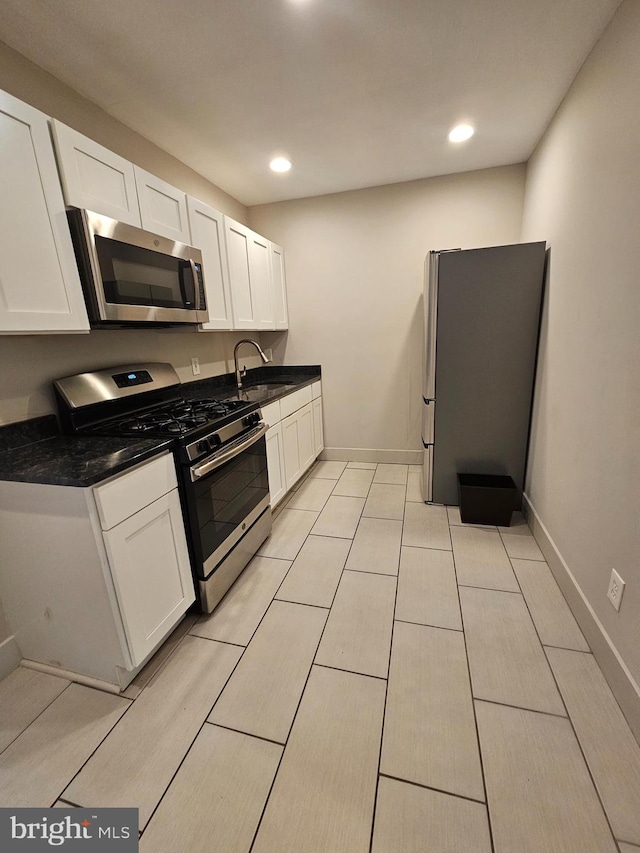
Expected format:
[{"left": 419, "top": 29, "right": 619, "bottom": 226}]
[
  {"left": 69, "top": 209, "right": 209, "bottom": 324},
  {"left": 184, "top": 423, "right": 270, "bottom": 583}
]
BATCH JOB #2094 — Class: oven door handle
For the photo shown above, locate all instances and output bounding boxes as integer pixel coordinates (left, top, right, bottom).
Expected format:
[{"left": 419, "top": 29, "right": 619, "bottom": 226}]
[{"left": 190, "top": 422, "right": 269, "bottom": 481}]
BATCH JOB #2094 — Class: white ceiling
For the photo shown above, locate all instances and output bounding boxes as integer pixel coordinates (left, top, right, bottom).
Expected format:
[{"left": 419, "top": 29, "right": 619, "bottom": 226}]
[{"left": 0, "top": 0, "right": 622, "bottom": 206}]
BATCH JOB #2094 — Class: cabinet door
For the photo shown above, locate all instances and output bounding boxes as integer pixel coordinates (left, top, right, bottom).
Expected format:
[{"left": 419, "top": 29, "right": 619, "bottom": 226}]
[
  {"left": 187, "top": 197, "right": 233, "bottom": 330},
  {"left": 225, "top": 217, "right": 255, "bottom": 329},
  {"left": 135, "top": 167, "right": 191, "bottom": 243},
  {"left": 270, "top": 242, "right": 289, "bottom": 330},
  {"left": 102, "top": 490, "right": 195, "bottom": 667},
  {"left": 266, "top": 422, "right": 287, "bottom": 507},
  {"left": 249, "top": 232, "right": 275, "bottom": 330},
  {"left": 282, "top": 412, "right": 302, "bottom": 490},
  {"left": 312, "top": 396, "right": 324, "bottom": 458},
  {"left": 51, "top": 120, "right": 141, "bottom": 226},
  {"left": 0, "top": 93, "right": 89, "bottom": 333},
  {"left": 298, "top": 403, "right": 315, "bottom": 473},
  {"left": 225, "top": 217, "right": 275, "bottom": 330}
]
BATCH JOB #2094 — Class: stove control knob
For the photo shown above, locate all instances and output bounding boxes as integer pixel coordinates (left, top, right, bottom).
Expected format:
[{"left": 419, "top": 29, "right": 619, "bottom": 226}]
[
  {"left": 243, "top": 412, "right": 260, "bottom": 428},
  {"left": 197, "top": 439, "right": 210, "bottom": 454}
]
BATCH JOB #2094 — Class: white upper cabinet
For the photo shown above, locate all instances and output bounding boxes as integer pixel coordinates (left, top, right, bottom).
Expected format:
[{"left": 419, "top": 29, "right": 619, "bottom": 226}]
[
  {"left": 270, "top": 243, "right": 289, "bottom": 330},
  {"left": 249, "top": 230, "right": 275, "bottom": 330},
  {"left": 51, "top": 120, "right": 141, "bottom": 226},
  {"left": 187, "top": 197, "right": 233, "bottom": 330},
  {"left": 134, "top": 167, "right": 191, "bottom": 243},
  {"left": 225, "top": 217, "right": 275, "bottom": 330},
  {"left": 0, "top": 92, "right": 89, "bottom": 333}
]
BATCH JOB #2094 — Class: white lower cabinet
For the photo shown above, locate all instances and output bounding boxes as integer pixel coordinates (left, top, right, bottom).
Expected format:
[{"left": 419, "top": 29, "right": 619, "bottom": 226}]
[
  {"left": 297, "top": 403, "right": 315, "bottom": 473},
  {"left": 0, "top": 452, "right": 195, "bottom": 689},
  {"left": 282, "top": 410, "right": 303, "bottom": 491},
  {"left": 265, "top": 421, "right": 287, "bottom": 507},
  {"left": 313, "top": 396, "right": 324, "bottom": 457},
  {"left": 102, "top": 490, "right": 194, "bottom": 667},
  {"left": 263, "top": 384, "right": 323, "bottom": 504}
]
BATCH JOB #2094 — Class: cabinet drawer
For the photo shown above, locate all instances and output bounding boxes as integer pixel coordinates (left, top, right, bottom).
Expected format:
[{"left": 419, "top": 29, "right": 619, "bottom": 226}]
[
  {"left": 93, "top": 452, "right": 177, "bottom": 531},
  {"left": 261, "top": 399, "right": 281, "bottom": 427},
  {"left": 311, "top": 380, "right": 322, "bottom": 400},
  {"left": 280, "top": 385, "right": 313, "bottom": 420}
]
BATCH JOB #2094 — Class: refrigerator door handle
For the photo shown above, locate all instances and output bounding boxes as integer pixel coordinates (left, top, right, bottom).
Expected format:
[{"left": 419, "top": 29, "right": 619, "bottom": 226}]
[
  {"left": 424, "top": 251, "right": 439, "bottom": 401},
  {"left": 422, "top": 441, "right": 433, "bottom": 502},
  {"left": 422, "top": 398, "right": 435, "bottom": 445}
]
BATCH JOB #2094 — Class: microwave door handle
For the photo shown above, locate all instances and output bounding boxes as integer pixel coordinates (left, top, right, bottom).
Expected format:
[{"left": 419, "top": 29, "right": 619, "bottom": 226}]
[
  {"left": 179, "top": 259, "right": 197, "bottom": 308},
  {"left": 190, "top": 422, "right": 269, "bottom": 481}
]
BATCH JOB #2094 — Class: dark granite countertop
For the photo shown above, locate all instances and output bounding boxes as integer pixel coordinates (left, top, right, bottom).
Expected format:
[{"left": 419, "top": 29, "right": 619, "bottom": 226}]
[
  {"left": 0, "top": 366, "right": 321, "bottom": 487},
  {"left": 0, "top": 434, "right": 174, "bottom": 487},
  {"left": 181, "top": 365, "right": 321, "bottom": 405}
]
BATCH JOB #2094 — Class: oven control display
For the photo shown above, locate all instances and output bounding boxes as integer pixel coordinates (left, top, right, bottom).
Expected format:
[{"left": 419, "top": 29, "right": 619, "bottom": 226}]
[{"left": 112, "top": 370, "right": 153, "bottom": 388}]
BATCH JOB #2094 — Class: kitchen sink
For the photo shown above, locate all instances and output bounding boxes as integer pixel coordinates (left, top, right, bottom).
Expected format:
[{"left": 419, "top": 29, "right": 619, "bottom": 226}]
[{"left": 243, "top": 382, "right": 293, "bottom": 392}]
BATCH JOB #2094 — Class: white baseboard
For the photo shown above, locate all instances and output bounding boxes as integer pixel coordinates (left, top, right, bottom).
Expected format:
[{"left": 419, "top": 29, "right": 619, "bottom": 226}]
[
  {"left": 523, "top": 493, "right": 640, "bottom": 742},
  {"left": 321, "top": 447, "right": 423, "bottom": 465},
  {"left": 0, "top": 635, "right": 21, "bottom": 681}
]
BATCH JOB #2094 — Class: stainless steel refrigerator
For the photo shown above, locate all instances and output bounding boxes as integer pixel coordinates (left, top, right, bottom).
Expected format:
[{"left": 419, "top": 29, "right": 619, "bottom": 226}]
[{"left": 422, "top": 242, "right": 546, "bottom": 505}]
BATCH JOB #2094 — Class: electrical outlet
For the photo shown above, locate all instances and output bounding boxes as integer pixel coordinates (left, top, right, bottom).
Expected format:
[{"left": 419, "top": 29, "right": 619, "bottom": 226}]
[
  {"left": 607, "top": 568, "right": 625, "bottom": 612},
  {"left": 190, "top": 357, "right": 200, "bottom": 376}
]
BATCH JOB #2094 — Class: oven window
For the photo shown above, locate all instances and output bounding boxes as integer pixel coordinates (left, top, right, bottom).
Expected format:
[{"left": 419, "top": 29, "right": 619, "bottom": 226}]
[
  {"left": 193, "top": 438, "right": 268, "bottom": 565},
  {"left": 95, "top": 236, "right": 193, "bottom": 308}
]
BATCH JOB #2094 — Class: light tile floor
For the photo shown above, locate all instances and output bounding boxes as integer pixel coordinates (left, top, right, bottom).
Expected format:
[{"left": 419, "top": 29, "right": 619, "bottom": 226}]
[{"left": 1, "top": 462, "right": 640, "bottom": 852}]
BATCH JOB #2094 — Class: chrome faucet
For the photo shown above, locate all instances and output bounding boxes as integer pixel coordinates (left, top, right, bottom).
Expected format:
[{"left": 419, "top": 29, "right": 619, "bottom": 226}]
[{"left": 233, "top": 339, "right": 271, "bottom": 389}]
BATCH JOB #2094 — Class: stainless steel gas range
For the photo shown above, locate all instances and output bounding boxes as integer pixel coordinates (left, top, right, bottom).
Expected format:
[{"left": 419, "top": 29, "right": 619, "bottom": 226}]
[{"left": 54, "top": 363, "right": 272, "bottom": 612}]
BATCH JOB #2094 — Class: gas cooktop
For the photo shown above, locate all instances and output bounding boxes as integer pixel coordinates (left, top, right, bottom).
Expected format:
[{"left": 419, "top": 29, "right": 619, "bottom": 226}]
[
  {"left": 87, "top": 397, "right": 252, "bottom": 438},
  {"left": 53, "top": 363, "right": 261, "bottom": 457}
]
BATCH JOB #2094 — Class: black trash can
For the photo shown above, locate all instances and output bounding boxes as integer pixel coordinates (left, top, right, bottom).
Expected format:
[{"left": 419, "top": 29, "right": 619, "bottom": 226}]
[{"left": 457, "top": 473, "right": 519, "bottom": 527}]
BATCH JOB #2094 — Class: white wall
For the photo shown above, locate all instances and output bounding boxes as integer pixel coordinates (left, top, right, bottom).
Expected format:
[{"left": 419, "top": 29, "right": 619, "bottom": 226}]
[
  {"left": 0, "top": 330, "right": 273, "bottom": 425},
  {"left": 521, "top": 0, "right": 640, "bottom": 693},
  {"left": 250, "top": 165, "right": 526, "bottom": 459}
]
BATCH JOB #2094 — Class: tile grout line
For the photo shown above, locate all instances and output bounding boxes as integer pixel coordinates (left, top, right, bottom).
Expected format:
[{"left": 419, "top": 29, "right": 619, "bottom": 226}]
[
  {"left": 474, "top": 696, "right": 568, "bottom": 720},
  {"left": 70, "top": 561, "right": 298, "bottom": 833},
  {"left": 368, "top": 468, "right": 401, "bottom": 853},
  {"left": 39, "top": 615, "right": 200, "bottom": 804},
  {"left": 457, "top": 582, "right": 522, "bottom": 594},
  {"left": 505, "top": 551, "right": 622, "bottom": 849},
  {"left": 313, "top": 662, "right": 388, "bottom": 682},
  {"left": 542, "top": 642, "right": 596, "bottom": 654},
  {"left": 130, "top": 612, "right": 201, "bottom": 694},
  {"left": 0, "top": 679, "right": 75, "bottom": 759},
  {"left": 135, "top": 630, "right": 252, "bottom": 837},
  {"left": 393, "top": 616, "right": 463, "bottom": 633},
  {"left": 203, "top": 718, "right": 286, "bottom": 748},
  {"left": 343, "top": 567, "right": 398, "bottom": 578},
  {"left": 52, "top": 797, "right": 82, "bottom": 809},
  {"left": 378, "top": 772, "right": 487, "bottom": 806},
  {"left": 52, "top": 688, "right": 135, "bottom": 808},
  {"left": 246, "top": 471, "right": 370, "bottom": 853},
  {"left": 449, "top": 514, "right": 496, "bottom": 853},
  {"left": 273, "top": 596, "right": 330, "bottom": 611}
]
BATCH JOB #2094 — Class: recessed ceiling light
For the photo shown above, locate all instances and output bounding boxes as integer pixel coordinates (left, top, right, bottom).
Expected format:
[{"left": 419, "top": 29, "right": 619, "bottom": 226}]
[
  {"left": 448, "top": 124, "right": 475, "bottom": 143},
  {"left": 270, "top": 157, "right": 292, "bottom": 173}
]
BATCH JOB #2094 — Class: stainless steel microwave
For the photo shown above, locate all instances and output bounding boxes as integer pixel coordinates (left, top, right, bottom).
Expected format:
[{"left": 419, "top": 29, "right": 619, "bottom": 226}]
[{"left": 67, "top": 209, "right": 209, "bottom": 325}]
